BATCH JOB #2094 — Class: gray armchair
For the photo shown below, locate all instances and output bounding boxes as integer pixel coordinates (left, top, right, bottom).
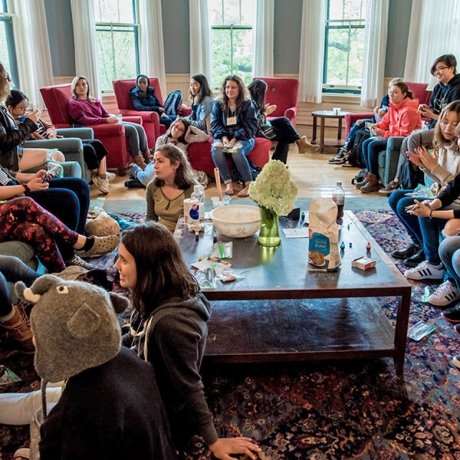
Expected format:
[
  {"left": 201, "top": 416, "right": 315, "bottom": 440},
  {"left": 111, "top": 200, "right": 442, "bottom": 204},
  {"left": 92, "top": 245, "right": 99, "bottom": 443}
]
[
  {"left": 22, "top": 127, "right": 94, "bottom": 181},
  {"left": 378, "top": 136, "right": 404, "bottom": 187}
]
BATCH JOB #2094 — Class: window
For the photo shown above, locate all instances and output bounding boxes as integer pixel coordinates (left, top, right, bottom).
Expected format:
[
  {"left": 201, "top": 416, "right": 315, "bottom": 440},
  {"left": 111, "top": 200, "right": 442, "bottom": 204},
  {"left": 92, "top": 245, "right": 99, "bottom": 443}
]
[
  {"left": 323, "top": 0, "right": 365, "bottom": 94},
  {"left": 94, "top": 0, "right": 140, "bottom": 92},
  {"left": 0, "top": 0, "right": 19, "bottom": 87},
  {"left": 209, "top": 0, "right": 256, "bottom": 89}
]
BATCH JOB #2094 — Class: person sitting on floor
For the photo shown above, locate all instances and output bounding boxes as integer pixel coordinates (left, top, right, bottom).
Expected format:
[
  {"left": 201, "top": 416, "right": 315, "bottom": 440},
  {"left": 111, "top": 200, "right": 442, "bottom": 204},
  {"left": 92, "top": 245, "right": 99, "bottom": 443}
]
[
  {"left": 115, "top": 222, "right": 262, "bottom": 459},
  {"left": 8, "top": 274, "right": 176, "bottom": 460},
  {"left": 127, "top": 117, "right": 208, "bottom": 189},
  {"left": 390, "top": 101, "right": 460, "bottom": 275},
  {"left": 248, "top": 79, "right": 316, "bottom": 163},
  {"left": 145, "top": 144, "right": 197, "bottom": 233}
]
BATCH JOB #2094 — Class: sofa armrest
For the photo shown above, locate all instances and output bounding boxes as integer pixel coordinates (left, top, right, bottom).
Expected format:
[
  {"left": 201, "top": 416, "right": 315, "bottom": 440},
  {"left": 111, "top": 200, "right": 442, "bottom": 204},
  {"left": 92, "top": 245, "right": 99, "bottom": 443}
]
[
  {"left": 61, "top": 160, "right": 82, "bottom": 178},
  {"left": 345, "top": 112, "right": 374, "bottom": 136},
  {"left": 122, "top": 115, "right": 143, "bottom": 125},
  {"left": 383, "top": 136, "right": 404, "bottom": 186},
  {"left": 57, "top": 127, "right": 94, "bottom": 140}
]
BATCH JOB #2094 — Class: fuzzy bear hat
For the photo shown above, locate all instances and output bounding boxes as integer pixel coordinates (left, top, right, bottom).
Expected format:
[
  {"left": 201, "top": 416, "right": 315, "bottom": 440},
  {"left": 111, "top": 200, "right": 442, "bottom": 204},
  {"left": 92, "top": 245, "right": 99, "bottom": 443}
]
[{"left": 15, "top": 274, "right": 130, "bottom": 383}]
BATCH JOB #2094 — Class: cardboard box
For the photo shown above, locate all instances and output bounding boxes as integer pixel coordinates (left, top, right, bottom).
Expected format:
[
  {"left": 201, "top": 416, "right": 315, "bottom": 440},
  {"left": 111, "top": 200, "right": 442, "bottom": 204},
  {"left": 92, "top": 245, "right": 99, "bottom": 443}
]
[{"left": 352, "top": 256, "right": 376, "bottom": 271}]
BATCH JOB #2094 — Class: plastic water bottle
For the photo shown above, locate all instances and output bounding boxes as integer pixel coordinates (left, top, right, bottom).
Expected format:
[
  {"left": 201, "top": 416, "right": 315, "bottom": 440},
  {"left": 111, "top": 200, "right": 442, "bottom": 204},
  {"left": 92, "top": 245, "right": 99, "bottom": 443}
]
[
  {"left": 191, "top": 185, "right": 205, "bottom": 221},
  {"left": 332, "top": 181, "right": 345, "bottom": 222}
]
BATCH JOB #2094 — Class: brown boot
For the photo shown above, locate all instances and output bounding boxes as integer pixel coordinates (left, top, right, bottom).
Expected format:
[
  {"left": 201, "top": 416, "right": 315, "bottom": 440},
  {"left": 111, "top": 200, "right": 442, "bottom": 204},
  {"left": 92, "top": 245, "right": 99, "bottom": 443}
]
[
  {"left": 356, "top": 172, "right": 370, "bottom": 189},
  {"left": 297, "top": 136, "right": 318, "bottom": 154},
  {"left": 360, "top": 173, "right": 380, "bottom": 193},
  {"left": 133, "top": 155, "right": 147, "bottom": 170},
  {"left": 1, "top": 304, "right": 34, "bottom": 353}
]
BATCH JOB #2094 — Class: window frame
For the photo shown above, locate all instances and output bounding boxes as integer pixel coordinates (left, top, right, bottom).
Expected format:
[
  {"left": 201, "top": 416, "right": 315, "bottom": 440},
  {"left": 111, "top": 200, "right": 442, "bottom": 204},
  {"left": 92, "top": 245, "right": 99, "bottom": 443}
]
[
  {"left": 94, "top": 0, "right": 140, "bottom": 93},
  {"left": 209, "top": 0, "right": 256, "bottom": 89},
  {"left": 322, "top": 0, "right": 365, "bottom": 95},
  {"left": 0, "top": 0, "right": 19, "bottom": 87}
]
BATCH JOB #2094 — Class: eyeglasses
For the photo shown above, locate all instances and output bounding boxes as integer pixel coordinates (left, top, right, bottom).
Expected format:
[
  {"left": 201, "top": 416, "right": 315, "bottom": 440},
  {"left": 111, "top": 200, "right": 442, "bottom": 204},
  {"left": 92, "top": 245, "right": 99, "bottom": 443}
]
[{"left": 434, "top": 66, "right": 450, "bottom": 73}]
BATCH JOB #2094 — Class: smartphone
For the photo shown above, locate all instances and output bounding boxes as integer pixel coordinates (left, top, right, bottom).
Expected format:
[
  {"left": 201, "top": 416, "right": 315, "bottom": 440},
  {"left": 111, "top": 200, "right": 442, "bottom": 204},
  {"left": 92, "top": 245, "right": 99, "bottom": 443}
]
[{"left": 42, "top": 172, "right": 53, "bottom": 183}]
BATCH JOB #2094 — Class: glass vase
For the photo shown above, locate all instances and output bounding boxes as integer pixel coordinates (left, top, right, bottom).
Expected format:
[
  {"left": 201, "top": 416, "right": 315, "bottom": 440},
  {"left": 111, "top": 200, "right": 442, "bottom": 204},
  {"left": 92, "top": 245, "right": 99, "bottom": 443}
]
[{"left": 258, "top": 206, "right": 281, "bottom": 247}]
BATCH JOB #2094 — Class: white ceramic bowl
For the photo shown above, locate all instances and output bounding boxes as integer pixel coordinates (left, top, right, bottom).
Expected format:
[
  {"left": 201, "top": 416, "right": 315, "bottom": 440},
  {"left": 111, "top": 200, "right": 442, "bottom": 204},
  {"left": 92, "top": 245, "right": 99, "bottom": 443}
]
[{"left": 210, "top": 204, "right": 261, "bottom": 238}]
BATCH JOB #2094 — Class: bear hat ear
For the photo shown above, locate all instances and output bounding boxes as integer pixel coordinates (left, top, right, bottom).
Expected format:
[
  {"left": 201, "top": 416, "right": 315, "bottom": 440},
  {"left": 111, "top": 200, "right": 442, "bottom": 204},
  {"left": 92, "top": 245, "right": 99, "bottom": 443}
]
[
  {"left": 109, "top": 292, "right": 131, "bottom": 314},
  {"left": 15, "top": 275, "right": 61, "bottom": 304}
]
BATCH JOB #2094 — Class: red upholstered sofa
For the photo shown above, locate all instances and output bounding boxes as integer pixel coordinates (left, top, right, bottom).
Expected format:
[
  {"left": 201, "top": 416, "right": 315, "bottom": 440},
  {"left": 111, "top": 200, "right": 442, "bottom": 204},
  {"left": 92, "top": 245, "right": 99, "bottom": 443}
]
[
  {"left": 40, "top": 84, "right": 145, "bottom": 173},
  {"left": 187, "top": 137, "right": 272, "bottom": 177},
  {"left": 345, "top": 82, "right": 432, "bottom": 136},
  {"left": 253, "top": 77, "right": 299, "bottom": 125}
]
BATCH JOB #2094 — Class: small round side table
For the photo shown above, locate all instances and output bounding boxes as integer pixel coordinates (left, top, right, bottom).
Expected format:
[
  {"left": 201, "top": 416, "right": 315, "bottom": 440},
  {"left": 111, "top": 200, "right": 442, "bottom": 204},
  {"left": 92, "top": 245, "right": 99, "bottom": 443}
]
[{"left": 311, "top": 110, "right": 347, "bottom": 153}]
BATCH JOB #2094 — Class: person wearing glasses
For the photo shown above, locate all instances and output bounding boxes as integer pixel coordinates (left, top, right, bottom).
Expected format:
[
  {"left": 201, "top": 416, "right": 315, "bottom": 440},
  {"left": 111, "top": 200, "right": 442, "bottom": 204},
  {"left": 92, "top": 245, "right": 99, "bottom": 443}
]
[{"left": 126, "top": 117, "right": 208, "bottom": 188}]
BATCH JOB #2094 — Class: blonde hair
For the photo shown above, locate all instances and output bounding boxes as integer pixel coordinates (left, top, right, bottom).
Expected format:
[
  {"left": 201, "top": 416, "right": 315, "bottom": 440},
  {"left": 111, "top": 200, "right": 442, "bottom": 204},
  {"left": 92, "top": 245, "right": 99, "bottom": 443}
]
[{"left": 70, "top": 76, "right": 94, "bottom": 101}]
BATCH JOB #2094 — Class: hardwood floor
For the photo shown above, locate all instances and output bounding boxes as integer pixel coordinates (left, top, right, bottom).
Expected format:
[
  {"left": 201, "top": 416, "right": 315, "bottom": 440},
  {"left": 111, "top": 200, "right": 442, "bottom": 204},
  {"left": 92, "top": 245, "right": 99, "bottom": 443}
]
[{"left": 96, "top": 145, "right": 374, "bottom": 203}]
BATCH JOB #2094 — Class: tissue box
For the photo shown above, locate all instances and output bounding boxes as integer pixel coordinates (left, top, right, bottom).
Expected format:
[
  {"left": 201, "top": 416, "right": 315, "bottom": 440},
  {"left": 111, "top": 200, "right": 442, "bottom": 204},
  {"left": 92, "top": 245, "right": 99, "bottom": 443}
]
[{"left": 352, "top": 256, "right": 376, "bottom": 270}]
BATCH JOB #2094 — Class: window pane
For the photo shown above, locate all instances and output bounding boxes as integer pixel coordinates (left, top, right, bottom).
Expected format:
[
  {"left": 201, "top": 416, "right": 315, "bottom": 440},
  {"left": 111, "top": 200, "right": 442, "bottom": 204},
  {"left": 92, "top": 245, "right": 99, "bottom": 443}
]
[
  {"left": 329, "top": 0, "right": 364, "bottom": 20},
  {"left": 96, "top": 26, "right": 137, "bottom": 92},
  {"left": 325, "top": 26, "right": 364, "bottom": 87},
  {"left": 211, "top": 28, "right": 253, "bottom": 88},
  {"left": 0, "top": 21, "right": 9, "bottom": 66},
  {"left": 94, "top": 0, "right": 134, "bottom": 23}
]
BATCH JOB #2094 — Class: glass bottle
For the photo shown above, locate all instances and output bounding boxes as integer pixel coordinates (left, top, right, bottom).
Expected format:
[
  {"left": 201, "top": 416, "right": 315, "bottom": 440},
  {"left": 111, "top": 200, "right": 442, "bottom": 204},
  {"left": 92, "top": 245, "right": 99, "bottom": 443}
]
[
  {"left": 191, "top": 185, "right": 205, "bottom": 221},
  {"left": 332, "top": 181, "right": 345, "bottom": 222}
]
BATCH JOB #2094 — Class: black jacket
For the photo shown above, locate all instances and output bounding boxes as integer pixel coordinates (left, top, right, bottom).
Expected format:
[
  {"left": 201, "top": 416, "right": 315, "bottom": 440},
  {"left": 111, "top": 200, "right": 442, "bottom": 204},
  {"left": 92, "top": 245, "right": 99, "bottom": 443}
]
[{"left": 429, "top": 73, "right": 460, "bottom": 128}]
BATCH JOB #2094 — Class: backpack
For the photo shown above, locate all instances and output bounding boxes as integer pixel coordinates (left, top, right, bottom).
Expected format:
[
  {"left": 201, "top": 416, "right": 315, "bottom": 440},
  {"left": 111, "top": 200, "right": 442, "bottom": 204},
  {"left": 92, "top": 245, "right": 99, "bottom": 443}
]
[
  {"left": 348, "top": 128, "right": 370, "bottom": 167},
  {"left": 163, "top": 90, "right": 183, "bottom": 116},
  {"left": 399, "top": 158, "right": 425, "bottom": 189}
]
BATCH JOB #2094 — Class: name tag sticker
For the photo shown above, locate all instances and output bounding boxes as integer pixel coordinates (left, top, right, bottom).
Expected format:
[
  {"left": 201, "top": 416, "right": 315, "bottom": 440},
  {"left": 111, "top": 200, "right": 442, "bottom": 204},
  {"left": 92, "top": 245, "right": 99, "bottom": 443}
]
[{"left": 226, "top": 116, "right": 237, "bottom": 126}]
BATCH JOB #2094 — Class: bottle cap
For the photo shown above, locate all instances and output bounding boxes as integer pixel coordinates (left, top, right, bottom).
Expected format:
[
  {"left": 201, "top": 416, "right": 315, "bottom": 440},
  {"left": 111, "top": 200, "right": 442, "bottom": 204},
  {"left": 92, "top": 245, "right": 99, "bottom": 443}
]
[{"left": 336, "top": 181, "right": 342, "bottom": 186}]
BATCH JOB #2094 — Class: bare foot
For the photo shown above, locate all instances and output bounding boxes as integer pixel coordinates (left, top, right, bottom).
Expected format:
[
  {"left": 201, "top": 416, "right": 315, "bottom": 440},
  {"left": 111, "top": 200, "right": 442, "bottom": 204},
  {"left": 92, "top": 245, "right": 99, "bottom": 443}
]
[
  {"left": 237, "top": 185, "right": 250, "bottom": 197},
  {"left": 225, "top": 184, "right": 234, "bottom": 195}
]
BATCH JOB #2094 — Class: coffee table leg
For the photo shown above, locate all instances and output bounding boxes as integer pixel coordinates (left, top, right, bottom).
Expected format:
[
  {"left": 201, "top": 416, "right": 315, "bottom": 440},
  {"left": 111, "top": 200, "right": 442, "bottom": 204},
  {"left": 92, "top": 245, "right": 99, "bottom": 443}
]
[
  {"left": 393, "top": 291, "right": 411, "bottom": 376},
  {"left": 338, "top": 117, "right": 343, "bottom": 142},
  {"left": 320, "top": 117, "right": 325, "bottom": 153},
  {"left": 312, "top": 115, "right": 317, "bottom": 143}
]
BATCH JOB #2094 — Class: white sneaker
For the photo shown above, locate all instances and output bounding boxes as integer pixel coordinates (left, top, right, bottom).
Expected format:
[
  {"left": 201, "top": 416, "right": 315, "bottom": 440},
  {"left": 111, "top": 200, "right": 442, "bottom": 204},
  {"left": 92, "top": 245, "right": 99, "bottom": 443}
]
[
  {"left": 453, "top": 355, "right": 460, "bottom": 369},
  {"left": 427, "top": 280, "right": 460, "bottom": 306},
  {"left": 92, "top": 174, "right": 109, "bottom": 195},
  {"left": 404, "top": 260, "right": 445, "bottom": 281}
]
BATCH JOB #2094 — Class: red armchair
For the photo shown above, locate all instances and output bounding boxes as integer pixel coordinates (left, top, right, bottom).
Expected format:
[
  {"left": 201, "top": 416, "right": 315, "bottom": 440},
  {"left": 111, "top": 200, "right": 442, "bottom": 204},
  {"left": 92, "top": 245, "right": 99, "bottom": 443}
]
[
  {"left": 345, "top": 82, "right": 432, "bottom": 136},
  {"left": 187, "top": 137, "right": 272, "bottom": 177},
  {"left": 112, "top": 78, "right": 164, "bottom": 148},
  {"left": 253, "top": 77, "right": 299, "bottom": 125},
  {"left": 40, "top": 84, "right": 143, "bottom": 173}
]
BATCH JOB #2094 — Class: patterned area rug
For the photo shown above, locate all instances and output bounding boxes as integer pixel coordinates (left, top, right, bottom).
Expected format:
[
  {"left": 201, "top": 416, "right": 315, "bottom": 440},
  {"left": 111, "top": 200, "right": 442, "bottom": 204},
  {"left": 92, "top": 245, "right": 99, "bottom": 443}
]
[{"left": 1, "top": 210, "right": 459, "bottom": 459}]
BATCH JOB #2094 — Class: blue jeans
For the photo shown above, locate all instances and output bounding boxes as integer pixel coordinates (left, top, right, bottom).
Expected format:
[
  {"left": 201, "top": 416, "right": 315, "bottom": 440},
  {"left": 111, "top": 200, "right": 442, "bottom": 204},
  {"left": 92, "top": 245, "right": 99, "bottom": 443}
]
[
  {"left": 439, "top": 237, "right": 460, "bottom": 289},
  {"left": 0, "top": 256, "right": 39, "bottom": 316},
  {"left": 418, "top": 216, "right": 445, "bottom": 265},
  {"left": 211, "top": 139, "right": 255, "bottom": 183},
  {"left": 388, "top": 189, "right": 425, "bottom": 245},
  {"left": 361, "top": 137, "right": 388, "bottom": 175},
  {"left": 345, "top": 119, "right": 373, "bottom": 150}
]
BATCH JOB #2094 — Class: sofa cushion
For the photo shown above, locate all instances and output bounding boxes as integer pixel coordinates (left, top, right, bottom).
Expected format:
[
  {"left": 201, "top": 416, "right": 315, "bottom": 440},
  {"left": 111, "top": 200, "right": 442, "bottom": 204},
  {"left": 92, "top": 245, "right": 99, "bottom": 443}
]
[{"left": 0, "top": 241, "right": 38, "bottom": 270}]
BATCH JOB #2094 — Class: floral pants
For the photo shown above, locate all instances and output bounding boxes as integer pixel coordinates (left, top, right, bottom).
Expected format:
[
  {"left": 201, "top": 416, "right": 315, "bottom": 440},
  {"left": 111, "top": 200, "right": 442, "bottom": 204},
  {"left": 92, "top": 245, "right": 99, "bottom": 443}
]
[{"left": 0, "top": 197, "right": 79, "bottom": 272}]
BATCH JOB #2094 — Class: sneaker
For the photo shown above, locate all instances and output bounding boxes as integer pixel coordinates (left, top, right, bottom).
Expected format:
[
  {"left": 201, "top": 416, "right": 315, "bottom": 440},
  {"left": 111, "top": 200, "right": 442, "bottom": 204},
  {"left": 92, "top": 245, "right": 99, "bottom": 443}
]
[
  {"left": 404, "top": 261, "right": 445, "bottom": 281},
  {"left": 379, "top": 180, "right": 400, "bottom": 195},
  {"left": 1, "top": 304, "right": 34, "bottom": 353},
  {"left": 91, "top": 174, "right": 109, "bottom": 195},
  {"left": 441, "top": 304, "right": 460, "bottom": 323},
  {"left": 66, "top": 254, "right": 95, "bottom": 270},
  {"left": 124, "top": 177, "right": 145, "bottom": 189},
  {"left": 452, "top": 355, "right": 460, "bottom": 369},
  {"left": 427, "top": 280, "right": 460, "bottom": 307},
  {"left": 392, "top": 244, "right": 420, "bottom": 260},
  {"left": 403, "top": 248, "right": 426, "bottom": 267},
  {"left": 329, "top": 156, "right": 347, "bottom": 165},
  {"left": 77, "top": 235, "right": 119, "bottom": 258}
]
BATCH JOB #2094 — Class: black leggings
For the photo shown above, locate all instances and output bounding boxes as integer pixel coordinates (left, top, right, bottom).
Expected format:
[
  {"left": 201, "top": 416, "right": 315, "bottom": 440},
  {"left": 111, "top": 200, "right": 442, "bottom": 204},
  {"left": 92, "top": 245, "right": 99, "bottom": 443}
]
[
  {"left": 270, "top": 117, "right": 300, "bottom": 164},
  {"left": 82, "top": 139, "right": 108, "bottom": 170}
]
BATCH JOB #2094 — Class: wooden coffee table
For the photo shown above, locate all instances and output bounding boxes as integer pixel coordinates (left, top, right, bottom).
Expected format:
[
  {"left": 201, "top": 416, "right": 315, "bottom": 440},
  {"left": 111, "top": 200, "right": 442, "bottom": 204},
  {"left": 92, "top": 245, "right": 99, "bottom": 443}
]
[
  {"left": 177, "top": 211, "right": 412, "bottom": 375},
  {"left": 311, "top": 110, "right": 347, "bottom": 153}
]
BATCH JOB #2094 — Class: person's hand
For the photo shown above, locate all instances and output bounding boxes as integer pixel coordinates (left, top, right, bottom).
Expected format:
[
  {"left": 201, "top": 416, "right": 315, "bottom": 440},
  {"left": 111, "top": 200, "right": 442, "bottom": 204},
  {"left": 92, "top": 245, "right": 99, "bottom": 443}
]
[
  {"left": 416, "top": 146, "right": 438, "bottom": 171},
  {"left": 30, "top": 132, "right": 45, "bottom": 140},
  {"left": 377, "top": 108, "right": 386, "bottom": 118},
  {"left": 106, "top": 116, "right": 119, "bottom": 124},
  {"left": 264, "top": 103, "right": 277, "bottom": 116},
  {"left": 407, "top": 199, "right": 431, "bottom": 217},
  {"left": 26, "top": 109, "right": 41, "bottom": 124},
  {"left": 372, "top": 127, "right": 384, "bottom": 137},
  {"left": 418, "top": 104, "right": 435, "bottom": 119},
  {"left": 209, "top": 437, "right": 262, "bottom": 460},
  {"left": 158, "top": 107, "right": 165, "bottom": 113},
  {"left": 406, "top": 150, "right": 423, "bottom": 168},
  {"left": 26, "top": 176, "right": 49, "bottom": 191}
]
